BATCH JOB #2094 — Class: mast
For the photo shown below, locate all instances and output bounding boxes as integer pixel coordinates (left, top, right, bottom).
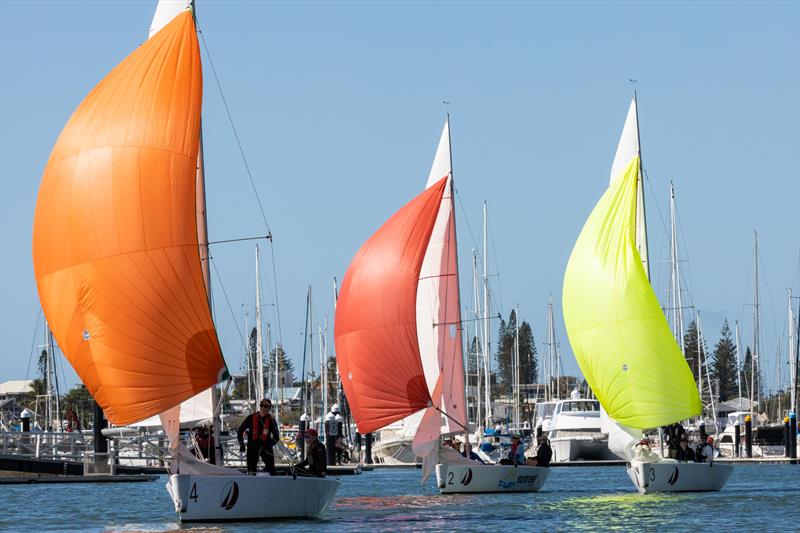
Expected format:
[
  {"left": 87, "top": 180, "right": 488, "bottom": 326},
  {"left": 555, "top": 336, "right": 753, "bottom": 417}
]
[
  {"left": 669, "top": 182, "right": 685, "bottom": 349},
  {"left": 482, "top": 201, "right": 492, "bottom": 430},
  {"left": 752, "top": 231, "right": 760, "bottom": 419},
  {"left": 514, "top": 304, "right": 521, "bottom": 429},
  {"left": 444, "top": 114, "right": 470, "bottom": 451},
  {"left": 320, "top": 320, "right": 327, "bottom": 420},
  {"left": 333, "top": 277, "right": 343, "bottom": 409},
  {"left": 735, "top": 321, "right": 743, "bottom": 411},
  {"left": 789, "top": 288, "right": 798, "bottom": 418},
  {"left": 255, "top": 245, "right": 265, "bottom": 404},
  {"left": 301, "top": 286, "right": 311, "bottom": 419},
  {"left": 546, "top": 295, "right": 557, "bottom": 400},
  {"left": 696, "top": 312, "right": 717, "bottom": 432},
  {"left": 633, "top": 91, "right": 650, "bottom": 281},
  {"left": 472, "top": 250, "right": 482, "bottom": 428}
]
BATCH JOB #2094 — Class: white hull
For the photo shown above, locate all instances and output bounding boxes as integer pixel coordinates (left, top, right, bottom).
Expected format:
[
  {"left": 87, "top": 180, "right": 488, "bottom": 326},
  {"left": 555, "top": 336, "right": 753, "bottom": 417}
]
[
  {"left": 373, "top": 438, "right": 420, "bottom": 465},
  {"left": 168, "top": 473, "right": 340, "bottom": 521},
  {"left": 627, "top": 462, "right": 733, "bottom": 493},
  {"left": 551, "top": 436, "right": 619, "bottom": 462},
  {"left": 435, "top": 463, "right": 550, "bottom": 493}
]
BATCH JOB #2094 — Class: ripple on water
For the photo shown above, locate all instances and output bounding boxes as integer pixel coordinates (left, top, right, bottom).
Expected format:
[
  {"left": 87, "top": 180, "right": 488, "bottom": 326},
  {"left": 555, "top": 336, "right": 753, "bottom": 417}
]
[{"left": 0, "top": 465, "right": 797, "bottom": 532}]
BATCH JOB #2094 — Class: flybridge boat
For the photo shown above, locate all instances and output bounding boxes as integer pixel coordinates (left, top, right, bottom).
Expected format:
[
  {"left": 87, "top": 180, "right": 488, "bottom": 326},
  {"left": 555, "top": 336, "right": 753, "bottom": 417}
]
[
  {"left": 334, "top": 118, "right": 549, "bottom": 494},
  {"left": 561, "top": 95, "right": 732, "bottom": 492},
  {"left": 32, "top": 0, "right": 339, "bottom": 520},
  {"left": 548, "top": 394, "right": 621, "bottom": 462}
]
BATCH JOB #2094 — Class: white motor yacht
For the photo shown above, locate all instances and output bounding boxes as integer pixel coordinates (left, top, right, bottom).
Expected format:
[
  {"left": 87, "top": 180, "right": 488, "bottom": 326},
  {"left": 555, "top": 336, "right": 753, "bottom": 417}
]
[{"left": 547, "top": 391, "right": 621, "bottom": 462}]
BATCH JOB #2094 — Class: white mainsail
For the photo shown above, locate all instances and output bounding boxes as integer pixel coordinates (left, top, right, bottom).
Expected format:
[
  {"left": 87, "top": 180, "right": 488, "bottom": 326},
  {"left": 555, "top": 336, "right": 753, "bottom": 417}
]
[
  {"left": 610, "top": 96, "right": 649, "bottom": 280},
  {"left": 149, "top": 0, "right": 193, "bottom": 38}
]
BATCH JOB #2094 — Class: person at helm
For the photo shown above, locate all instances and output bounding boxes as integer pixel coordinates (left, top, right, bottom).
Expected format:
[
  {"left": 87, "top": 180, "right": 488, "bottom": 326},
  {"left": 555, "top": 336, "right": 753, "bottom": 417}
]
[{"left": 295, "top": 428, "right": 327, "bottom": 477}]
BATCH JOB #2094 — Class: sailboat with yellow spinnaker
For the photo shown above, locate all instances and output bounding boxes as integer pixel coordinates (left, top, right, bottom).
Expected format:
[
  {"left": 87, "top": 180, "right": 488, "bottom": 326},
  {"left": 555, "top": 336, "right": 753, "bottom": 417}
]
[{"left": 562, "top": 98, "right": 732, "bottom": 492}]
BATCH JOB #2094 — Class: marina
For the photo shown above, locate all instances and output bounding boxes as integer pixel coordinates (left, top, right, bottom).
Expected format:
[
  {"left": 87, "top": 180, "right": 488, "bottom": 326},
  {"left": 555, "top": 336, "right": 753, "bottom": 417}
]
[{"left": 0, "top": 0, "right": 798, "bottom": 529}]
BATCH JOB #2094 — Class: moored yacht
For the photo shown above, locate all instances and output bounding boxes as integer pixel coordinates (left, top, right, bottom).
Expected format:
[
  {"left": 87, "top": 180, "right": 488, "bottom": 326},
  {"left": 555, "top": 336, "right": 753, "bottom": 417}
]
[{"left": 548, "top": 391, "right": 620, "bottom": 462}]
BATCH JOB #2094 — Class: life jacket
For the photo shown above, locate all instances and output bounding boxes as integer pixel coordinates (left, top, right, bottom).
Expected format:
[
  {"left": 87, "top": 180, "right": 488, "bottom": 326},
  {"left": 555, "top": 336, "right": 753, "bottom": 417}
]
[{"left": 251, "top": 413, "right": 274, "bottom": 442}]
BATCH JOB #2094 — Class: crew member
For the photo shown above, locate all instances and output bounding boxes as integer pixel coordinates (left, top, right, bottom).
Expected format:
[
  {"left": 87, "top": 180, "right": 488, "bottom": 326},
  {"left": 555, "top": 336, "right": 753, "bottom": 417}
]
[
  {"left": 500, "top": 434, "right": 525, "bottom": 465},
  {"left": 674, "top": 435, "right": 696, "bottom": 462},
  {"left": 296, "top": 428, "right": 327, "bottom": 477},
  {"left": 526, "top": 435, "right": 552, "bottom": 467},
  {"left": 237, "top": 399, "right": 280, "bottom": 474},
  {"left": 664, "top": 422, "right": 686, "bottom": 459}
]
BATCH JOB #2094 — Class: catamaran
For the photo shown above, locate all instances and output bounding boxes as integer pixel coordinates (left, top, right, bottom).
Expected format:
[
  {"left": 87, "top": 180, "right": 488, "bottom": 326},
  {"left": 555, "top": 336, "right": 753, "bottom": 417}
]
[
  {"left": 562, "top": 95, "right": 733, "bottom": 492},
  {"left": 335, "top": 118, "right": 549, "bottom": 493},
  {"left": 32, "top": 0, "right": 339, "bottom": 520}
]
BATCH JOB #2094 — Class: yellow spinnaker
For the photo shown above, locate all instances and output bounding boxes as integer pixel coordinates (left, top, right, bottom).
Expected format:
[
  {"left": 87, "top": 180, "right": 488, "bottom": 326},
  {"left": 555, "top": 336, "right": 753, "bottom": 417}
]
[{"left": 562, "top": 157, "right": 702, "bottom": 429}]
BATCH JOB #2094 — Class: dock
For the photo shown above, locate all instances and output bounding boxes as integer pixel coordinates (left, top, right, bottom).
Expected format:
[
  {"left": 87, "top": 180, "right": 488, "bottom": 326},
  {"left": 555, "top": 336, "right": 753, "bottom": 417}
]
[{"left": 0, "top": 473, "right": 158, "bottom": 485}]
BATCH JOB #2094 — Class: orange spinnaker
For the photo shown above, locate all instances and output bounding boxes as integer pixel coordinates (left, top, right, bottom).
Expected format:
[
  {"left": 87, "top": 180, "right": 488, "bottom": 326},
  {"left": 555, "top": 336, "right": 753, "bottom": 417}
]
[
  {"left": 32, "top": 12, "right": 227, "bottom": 426},
  {"left": 335, "top": 177, "right": 448, "bottom": 434}
]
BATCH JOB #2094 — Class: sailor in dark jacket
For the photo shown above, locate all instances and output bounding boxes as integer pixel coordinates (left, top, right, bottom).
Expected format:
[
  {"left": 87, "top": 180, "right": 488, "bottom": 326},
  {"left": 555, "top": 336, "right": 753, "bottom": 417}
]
[
  {"left": 529, "top": 435, "right": 553, "bottom": 467},
  {"left": 296, "top": 428, "right": 327, "bottom": 477},
  {"left": 237, "top": 399, "right": 280, "bottom": 474},
  {"left": 674, "top": 436, "right": 696, "bottom": 462}
]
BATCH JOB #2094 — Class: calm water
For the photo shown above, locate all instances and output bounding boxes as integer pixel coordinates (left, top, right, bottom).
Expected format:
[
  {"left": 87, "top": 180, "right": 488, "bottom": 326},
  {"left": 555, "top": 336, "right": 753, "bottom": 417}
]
[{"left": 1, "top": 465, "right": 797, "bottom": 532}]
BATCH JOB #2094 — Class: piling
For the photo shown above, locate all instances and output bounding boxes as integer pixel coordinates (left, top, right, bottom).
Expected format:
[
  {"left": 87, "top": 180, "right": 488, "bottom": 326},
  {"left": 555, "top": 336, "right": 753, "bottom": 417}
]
[
  {"left": 790, "top": 412, "right": 797, "bottom": 459},
  {"left": 365, "top": 432, "right": 374, "bottom": 464},
  {"left": 299, "top": 413, "right": 308, "bottom": 462},
  {"left": 324, "top": 412, "right": 336, "bottom": 466},
  {"left": 785, "top": 416, "right": 791, "bottom": 457},
  {"left": 335, "top": 414, "right": 344, "bottom": 464},
  {"left": 745, "top": 415, "right": 753, "bottom": 458},
  {"left": 93, "top": 402, "right": 107, "bottom": 454},
  {"left": 734, "top": 423, "right": 741, "bottom": 458},
  {"left": 20, "top": 409, "right": 32, "bottom": 433}
]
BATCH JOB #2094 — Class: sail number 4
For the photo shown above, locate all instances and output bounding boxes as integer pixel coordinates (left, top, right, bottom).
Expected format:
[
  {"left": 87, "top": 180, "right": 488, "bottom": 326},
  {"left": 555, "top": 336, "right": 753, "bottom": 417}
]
[{"left": 190, "top": 483, "right": 198, "bottom": 502}]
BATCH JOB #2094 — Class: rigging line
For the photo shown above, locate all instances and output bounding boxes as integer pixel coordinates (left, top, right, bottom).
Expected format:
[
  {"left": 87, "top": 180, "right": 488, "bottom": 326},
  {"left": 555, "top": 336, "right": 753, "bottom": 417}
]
[
  {"left": 209, "top": 235, "right": 271, "bottom": 246},
  {"left": 196, "top": 25, "right": 271, "bottom": 236},
  {"left": 25, "top": 308, "right": 43, "bottom": 381},
  {"left": 642, "top": 169, "right": 670, "bottom": 292},
  {"left": 757, "top": 243, "right": 781, "bottom": 371},
  {"left": 674, "top": 195, "right": 697, "bottom": 307},
  {"left": 453, "top": 188, "right": 481, "bottom": 259},
  {"left": 268, "top": 240, "right": 284, "bottom": 347},
  {"left": 486, "top": 215, "right": 505, "bottom": 319},
  {"left": 210, "top": 257, "right": 248, "bottom": 354}
]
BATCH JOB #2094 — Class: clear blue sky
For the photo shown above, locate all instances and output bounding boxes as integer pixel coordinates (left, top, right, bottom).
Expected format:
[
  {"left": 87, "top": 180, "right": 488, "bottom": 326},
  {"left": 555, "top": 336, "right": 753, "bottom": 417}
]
[{"left": 1, "top": 1, "right": 798, "bottom": 396}]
